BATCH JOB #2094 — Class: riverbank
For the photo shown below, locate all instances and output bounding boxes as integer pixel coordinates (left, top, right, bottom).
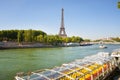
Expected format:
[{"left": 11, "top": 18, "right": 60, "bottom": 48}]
[
  {"left": 91, "top": 42, "right": 120, "bottom": 44},
  {"left": 0, "top": 42, "right": 93, "bottom": 49},
  {"left": 1, "top": 41, "right": 120, "bottom": 50},
  {"left": 0, "top": 42, "right": 55, "bottom": 49}
]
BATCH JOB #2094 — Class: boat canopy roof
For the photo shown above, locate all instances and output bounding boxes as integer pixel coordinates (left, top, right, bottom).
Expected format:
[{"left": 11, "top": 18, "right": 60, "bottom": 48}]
[{"left": 111, "top": 48, "right": 120, "bottom": 57}]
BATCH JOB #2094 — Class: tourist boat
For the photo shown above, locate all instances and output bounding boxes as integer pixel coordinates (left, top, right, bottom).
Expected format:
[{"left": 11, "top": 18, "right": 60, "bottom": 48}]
[
  {"left": 99, "top": 45, "right": 107, "bottom": 49},
  {"left": 111, "top": 49, "right": 120, "bottom": 68},
  {"left": 66, "top": 42, "right": 80, "bottom": 47},
  {"left": 111, "top": 49, "right": 120, "bottom": 80},
  {"left": 99, "top": 41, "right": 107, "bottom": 49},
  {"left": 111, "top": 48, "right": 120, "bottom": 57},
  {"left": 15, "top": 51, "right": 117, "bottom": 80}
]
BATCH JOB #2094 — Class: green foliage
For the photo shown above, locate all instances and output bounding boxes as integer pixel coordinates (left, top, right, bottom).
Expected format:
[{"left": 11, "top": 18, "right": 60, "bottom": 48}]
[
  {"left": 44, "top": 35, "right": 62, "bottom": 45},
  {"left": 0, "top": 30, "right": 18, "bottom": 41},
  {"left": 84, "top": 39, "right": 91, "bottom": 42},
  {"left": 64, "top": 37, "right": 71, "bottom": 43},
  {"left": 118, "top": 2, "right": 120, "bottom": 8},
  {"left": 37, "top": 35, "right": 44, "bottom": 43},
  {"left": 112, "top": 37, "right": 120, "bottom": 42},
  {"left": 93, "top": 39, "right": 101, "bottom": 42},
  {"left": 0, "top": 29, "right": 84, "bottom": 46},
  {"left": 0, "top": 29, "right": 46, "bottom": 43},
  {"left": 37, "top": 35, "right": 84, "bottom": 46},
  {"left": 70, "top": 36, "right": 83, "bottom": 43},
  {"left": 61, "top": 36, "right": 83, "bottom": 43},
  {"left": 24, "top": 29, "right": 33, "bottom": 42},
  {"left": 17, "top": 31, "right": 22, "bottom": 43}
]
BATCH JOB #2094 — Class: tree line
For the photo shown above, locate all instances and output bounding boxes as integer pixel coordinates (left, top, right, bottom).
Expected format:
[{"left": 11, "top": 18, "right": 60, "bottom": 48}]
[
  {"left": 0, "top": 30, "right": 46, "bottom": 42},
  {"left": 93, "top": 37, "right": 120, "bottom": 42},
  {"left": 0, "top": 29, "right": 84, "bottom": 45},
  {"left": 112, "top": 37, "right": 120, "bottom": 42}
]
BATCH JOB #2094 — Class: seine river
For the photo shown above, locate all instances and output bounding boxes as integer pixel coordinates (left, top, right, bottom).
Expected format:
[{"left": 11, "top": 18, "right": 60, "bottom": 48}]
[{"left": 0, "top": 44, "right": 120, "bottom": 80}]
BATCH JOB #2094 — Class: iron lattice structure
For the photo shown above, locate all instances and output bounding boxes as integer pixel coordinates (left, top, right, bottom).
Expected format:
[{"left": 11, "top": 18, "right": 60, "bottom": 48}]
[{"left": 59, "top": 8, "right": 67, "bottom": 38}]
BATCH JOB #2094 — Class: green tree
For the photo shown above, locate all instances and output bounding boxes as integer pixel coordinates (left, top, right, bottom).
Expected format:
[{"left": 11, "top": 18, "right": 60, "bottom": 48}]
[
  {"left": 63, "top": 37, "right": 71, "bottom": 43},
  {"left": 17, "top": 31, "right": 22, "bottom": 43},
  {"left": 0, "top": 29, "right": 46, "bottom": 42},
  {"left": 112, "top": 37, "right": 120, "bottom": 42},
  {"left": 118, "top": 2, "right": 120, "bottom": 8},
  {"left": 32, "top": 30, "right": 46, "bottom": 41},
  {"left": 24, "top": 29, "right": 33, "bottom": 42},
  {"left": 71, "top": 36, "right": 76, "bottom": 42},
  {"left": 0, "top": 31, "right": 3, "bottom": 41},
  {"left": 53, "top": 35, "right": 62, "bottom": 45},
  {"left": 84, "top": 39, "right": 91, "bottom": 42},
  {"left": 37, "top": 35, "right": 44, "bottom": 43}
]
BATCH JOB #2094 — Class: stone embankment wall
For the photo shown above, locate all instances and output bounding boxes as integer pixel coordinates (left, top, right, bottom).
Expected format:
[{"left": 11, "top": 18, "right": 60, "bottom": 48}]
[{"left": 0, "top": 42, "right": 52, "bottom": 49}]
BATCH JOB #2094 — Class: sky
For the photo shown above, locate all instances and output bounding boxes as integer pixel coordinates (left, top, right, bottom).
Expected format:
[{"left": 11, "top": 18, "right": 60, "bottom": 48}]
[{"left": 0, "top": 0, "right": 120, "bottom": 40}]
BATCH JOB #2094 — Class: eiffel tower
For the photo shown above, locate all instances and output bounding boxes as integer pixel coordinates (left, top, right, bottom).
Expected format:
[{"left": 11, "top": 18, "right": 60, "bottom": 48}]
[{"left": 58, "top": 8, "right": 67, "bottom": 38}]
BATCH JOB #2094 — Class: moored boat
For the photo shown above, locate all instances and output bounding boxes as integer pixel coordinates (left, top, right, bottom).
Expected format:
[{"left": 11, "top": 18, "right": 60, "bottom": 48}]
[
  {"left": 99, "top": 45, "right": 107, "bottom": 49},
  {"left": 111, "top": 48, "right": 120, "bottom": 57},
  {"left": 15, "top": 51, "right": 117, "bottom": 80},
  {"left": 111, "top": 49, "right": 120, "bottom": 69},
  {"left": 111, "top": 49, "right": 120, "bottom": 80},
  {"left": 99, "top": 41, "right": 107, "bottom": 49}
]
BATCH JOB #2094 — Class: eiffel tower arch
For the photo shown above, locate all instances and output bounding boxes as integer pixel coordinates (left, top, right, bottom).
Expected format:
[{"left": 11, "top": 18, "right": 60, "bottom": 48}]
[{"left": 58, "top": 8, "right": 67, "bottom": 38}]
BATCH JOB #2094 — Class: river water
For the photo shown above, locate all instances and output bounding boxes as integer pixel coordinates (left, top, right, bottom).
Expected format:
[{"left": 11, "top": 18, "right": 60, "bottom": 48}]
[{"left": 0, "top": 44, "right": 120, "bottom": 80}]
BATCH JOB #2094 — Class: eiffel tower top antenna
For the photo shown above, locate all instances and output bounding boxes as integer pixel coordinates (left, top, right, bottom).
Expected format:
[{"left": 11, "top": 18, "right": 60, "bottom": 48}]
[{"left": 58, "top": 8, "right": 67, "bottom": 38}]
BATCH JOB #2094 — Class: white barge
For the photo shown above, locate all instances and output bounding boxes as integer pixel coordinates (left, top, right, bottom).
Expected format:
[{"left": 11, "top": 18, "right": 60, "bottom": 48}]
[{"left": 15, "top": 49, "right": 120, "bottom": 80}]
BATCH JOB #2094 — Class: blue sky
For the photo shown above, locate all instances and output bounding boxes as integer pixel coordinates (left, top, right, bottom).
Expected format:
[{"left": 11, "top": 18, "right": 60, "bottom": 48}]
[{"left": 0, "top": 0, "right": 120, "bottom": 39}]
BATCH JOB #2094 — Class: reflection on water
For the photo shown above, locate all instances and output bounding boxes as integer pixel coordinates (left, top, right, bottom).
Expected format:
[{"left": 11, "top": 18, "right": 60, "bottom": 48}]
[{"left": 0, "top": 44, "right": 120, "bottom": 80}]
